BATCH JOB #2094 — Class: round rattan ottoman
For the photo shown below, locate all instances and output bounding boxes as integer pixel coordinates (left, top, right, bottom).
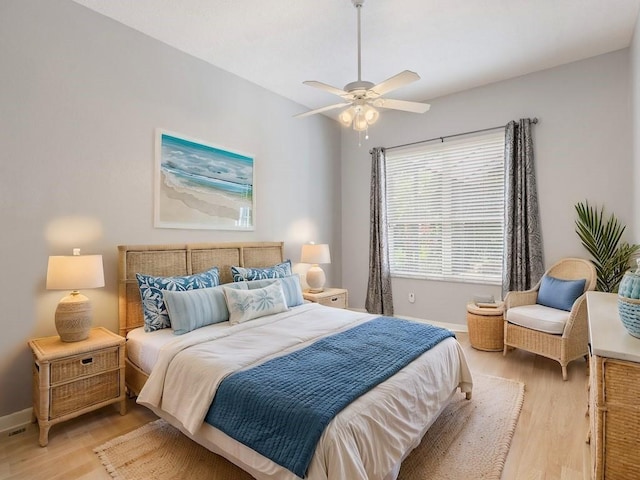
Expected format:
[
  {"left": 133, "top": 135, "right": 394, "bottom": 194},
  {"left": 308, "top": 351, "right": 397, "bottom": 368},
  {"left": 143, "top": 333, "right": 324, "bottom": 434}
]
[{"left": 466, "top": 302, "right": 505, "bottom": 351}]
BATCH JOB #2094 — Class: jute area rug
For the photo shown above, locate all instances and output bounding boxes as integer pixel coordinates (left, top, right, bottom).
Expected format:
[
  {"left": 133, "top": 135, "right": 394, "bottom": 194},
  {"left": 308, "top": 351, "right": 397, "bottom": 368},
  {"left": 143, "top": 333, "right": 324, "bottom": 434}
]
[{"left": 95, "top": 374, "right": 524, "bottom": 480}]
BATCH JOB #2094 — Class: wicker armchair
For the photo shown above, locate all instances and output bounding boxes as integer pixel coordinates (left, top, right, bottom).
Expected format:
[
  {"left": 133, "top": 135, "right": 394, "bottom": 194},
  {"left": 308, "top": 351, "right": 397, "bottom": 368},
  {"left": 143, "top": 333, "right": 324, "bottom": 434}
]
[{"left": 503, "top": 258, "right": 597, "bottom": 380}]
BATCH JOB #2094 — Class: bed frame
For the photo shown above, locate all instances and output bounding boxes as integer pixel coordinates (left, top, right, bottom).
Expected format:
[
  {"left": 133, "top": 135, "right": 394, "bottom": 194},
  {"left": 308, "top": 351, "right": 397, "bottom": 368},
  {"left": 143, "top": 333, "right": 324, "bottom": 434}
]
[{"left": 117, "top": 241, "right": 285, "bottom": 395}]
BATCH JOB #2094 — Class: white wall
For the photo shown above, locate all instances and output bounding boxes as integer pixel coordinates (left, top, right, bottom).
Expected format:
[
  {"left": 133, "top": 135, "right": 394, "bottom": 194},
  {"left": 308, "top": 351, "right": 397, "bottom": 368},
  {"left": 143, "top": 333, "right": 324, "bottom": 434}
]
[
  {"left": 341, "top": 50, "right": 634, "bottom": 326},
  {"left": 0, "top": 0, "right": 341, "bottom": 416},
  {"left": 633, "top": 8, "right": 640, "bottom": 241}
]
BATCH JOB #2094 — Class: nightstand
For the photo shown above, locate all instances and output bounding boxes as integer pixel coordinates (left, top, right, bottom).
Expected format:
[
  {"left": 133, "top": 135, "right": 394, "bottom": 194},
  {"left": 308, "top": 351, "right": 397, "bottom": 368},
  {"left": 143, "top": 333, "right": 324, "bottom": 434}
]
[
  {"left": 303, "top": 288, "right": 349, "bottom": 309},
  {"left": 28, "top": 327, "right": 126, "bottom": 446}
]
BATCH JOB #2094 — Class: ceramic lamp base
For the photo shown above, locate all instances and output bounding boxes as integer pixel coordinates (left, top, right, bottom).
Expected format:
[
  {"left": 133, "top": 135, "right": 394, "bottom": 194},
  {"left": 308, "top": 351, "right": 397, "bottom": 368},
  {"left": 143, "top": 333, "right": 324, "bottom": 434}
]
[
  {"left": 55, "top": 292, "right": 92, "bottom": 342},
  {"left": 306, "top": 265, "right": 326, "bottom": 293}
]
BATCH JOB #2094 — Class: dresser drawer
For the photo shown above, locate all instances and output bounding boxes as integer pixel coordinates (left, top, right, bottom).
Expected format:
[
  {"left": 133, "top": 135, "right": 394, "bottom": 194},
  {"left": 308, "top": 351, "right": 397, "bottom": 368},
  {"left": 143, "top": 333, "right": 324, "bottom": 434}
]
[
  {"left": 600, "top": 358, "right": 640, "bottom": 405},
  {"left": 50, "top": 370, "right": 120, "bottom": 419},
  {"left": 317, "top": 293, "right": 347, "bottom": 309},
  {"left": 50, "top": 347, "right": 119, "bottom": 384}
]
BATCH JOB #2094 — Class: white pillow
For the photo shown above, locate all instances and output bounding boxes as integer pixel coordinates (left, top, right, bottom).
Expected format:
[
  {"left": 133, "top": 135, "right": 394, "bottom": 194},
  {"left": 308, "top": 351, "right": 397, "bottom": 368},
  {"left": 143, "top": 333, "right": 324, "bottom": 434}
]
[
  {"left": 240, "top": 274, "right": 305, "bottom": 307},
  {"left": 223, "top": 282, "right": 288, "bottom": 325}
]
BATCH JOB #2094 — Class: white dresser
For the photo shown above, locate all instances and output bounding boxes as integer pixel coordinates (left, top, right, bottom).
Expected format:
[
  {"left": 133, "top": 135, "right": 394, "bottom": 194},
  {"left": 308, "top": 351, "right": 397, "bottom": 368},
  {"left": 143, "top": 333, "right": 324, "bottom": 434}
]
[{"left": 586, "top": 291, "right": 640, "bottom": 479}]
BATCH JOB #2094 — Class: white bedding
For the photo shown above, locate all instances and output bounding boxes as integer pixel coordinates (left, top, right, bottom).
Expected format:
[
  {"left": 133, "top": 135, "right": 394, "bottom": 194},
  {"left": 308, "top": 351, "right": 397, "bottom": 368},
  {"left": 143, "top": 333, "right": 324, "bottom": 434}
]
[
  {"left": 134, "top": 303, "right": 472, "bottom": 480},
  {"left": 127, "top": 322, "right": 231, "bottom": 374}
]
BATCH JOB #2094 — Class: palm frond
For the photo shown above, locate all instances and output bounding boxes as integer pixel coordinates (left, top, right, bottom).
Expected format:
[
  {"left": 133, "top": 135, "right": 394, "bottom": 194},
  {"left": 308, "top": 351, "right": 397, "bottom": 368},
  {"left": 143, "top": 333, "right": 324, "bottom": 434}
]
[{"left": 575, "top": 200, "right": 640, "bottom": 292}]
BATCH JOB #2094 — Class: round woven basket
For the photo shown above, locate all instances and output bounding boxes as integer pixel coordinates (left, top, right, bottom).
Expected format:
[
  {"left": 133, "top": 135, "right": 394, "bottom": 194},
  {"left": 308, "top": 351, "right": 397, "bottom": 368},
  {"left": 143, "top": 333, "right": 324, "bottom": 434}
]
[
  {"left": 466, "top": 303, "right": 504, "bottom": 351},
  {"left": 617, "top": 296, "right": 640, "bottom": 338}
]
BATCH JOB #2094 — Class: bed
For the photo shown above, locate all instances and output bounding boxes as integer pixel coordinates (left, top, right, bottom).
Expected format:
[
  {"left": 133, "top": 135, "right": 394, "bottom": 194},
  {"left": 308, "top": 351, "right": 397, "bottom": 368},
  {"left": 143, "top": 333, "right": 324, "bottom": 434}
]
[{"left": 118, "top": 242, "right": 473, "bottom": 480}]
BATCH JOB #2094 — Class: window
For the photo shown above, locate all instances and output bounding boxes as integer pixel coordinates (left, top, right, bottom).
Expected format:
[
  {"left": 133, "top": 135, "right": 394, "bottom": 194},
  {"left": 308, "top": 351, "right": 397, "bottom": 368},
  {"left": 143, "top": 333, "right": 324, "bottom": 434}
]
[{"left": 385, "top": 130, "right": 505, "bottom": 285}]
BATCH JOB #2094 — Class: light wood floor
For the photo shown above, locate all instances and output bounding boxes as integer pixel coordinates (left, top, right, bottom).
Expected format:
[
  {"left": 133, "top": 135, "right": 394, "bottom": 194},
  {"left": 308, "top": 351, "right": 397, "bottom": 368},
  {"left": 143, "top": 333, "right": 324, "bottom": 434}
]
[{"left": 0, "top": 332, "right": 590, "bottom": 480}]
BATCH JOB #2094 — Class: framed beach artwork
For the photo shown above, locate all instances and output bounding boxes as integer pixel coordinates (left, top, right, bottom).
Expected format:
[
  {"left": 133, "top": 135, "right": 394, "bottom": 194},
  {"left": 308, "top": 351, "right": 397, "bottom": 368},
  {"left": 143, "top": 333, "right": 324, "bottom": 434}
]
[{"left": 154, "top": 130, "right": 254, "bottom": 230}]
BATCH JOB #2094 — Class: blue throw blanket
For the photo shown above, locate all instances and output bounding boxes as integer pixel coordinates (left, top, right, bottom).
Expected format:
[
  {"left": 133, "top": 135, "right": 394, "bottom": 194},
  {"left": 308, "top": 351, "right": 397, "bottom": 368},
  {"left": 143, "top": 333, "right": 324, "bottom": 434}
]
[{"left": 205, "top": 316, "right": 455, "bottom": 478}]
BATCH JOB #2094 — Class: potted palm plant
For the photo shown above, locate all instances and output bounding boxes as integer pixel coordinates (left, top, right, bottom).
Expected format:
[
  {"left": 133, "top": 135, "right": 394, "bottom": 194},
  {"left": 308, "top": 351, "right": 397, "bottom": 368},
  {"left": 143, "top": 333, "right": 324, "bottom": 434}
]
[{"left": 575, "top": 200, "right": 639, "bottom": 292}]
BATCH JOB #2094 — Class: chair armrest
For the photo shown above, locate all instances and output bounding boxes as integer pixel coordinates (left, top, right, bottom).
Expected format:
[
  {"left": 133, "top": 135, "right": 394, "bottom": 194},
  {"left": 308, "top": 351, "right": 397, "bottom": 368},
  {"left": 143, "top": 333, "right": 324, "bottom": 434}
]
[
  {"left": 562, "top": 294, "right": 588, "bottom": 337},
  {"left": 504, "top": 290, "right": 538, "bottom": 309}
]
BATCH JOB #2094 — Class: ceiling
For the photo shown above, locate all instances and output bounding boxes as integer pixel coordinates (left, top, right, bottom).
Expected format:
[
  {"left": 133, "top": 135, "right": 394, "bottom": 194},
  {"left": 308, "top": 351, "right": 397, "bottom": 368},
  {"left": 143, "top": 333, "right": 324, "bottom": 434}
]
[{"left": 72, "top": 0, "right": 640, "bottom": 118}]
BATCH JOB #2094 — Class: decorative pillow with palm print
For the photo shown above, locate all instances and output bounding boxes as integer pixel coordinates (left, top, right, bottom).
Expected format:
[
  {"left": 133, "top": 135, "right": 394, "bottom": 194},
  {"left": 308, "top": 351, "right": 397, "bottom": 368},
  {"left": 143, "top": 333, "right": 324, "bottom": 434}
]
[
  {"left": 136, "top": 267, "right": 220, "bottom": 332},
  {"left": 239, "top": 275, "right": 305, "bottom": 307},
  {"left": 231, "top": 260, "right": 292, "bottom": 282},
  {"left": 223, "top": 281, "right": 288, "bottom": 325}
]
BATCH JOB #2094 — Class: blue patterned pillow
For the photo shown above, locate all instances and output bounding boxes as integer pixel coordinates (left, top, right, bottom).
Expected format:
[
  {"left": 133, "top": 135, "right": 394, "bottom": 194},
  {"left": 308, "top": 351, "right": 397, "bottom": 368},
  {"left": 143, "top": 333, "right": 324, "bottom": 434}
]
[
  {"left": 231, "top": 260, "right": 292, "bottom": 282},
  {"left": 136, "top": 267, "right": 220, "bottom": 332},
  {"left": 241, "top": 275, "right": 304, "bottom": 307},
  {"left": 223, "top": 282, "right": 288, "bottom": 324}
]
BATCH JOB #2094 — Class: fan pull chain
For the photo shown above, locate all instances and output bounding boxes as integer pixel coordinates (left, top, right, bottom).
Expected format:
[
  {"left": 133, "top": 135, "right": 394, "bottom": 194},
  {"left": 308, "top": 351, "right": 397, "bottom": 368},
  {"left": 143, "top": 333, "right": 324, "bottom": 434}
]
[{"left": 357, "top": 127, "right": 370, "bottom": 147}]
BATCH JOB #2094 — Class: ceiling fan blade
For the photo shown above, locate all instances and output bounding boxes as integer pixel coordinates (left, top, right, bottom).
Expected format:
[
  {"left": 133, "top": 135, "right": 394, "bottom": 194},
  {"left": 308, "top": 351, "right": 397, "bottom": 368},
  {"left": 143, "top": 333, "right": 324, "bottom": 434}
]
[
  {"left": 370, "top": 70, "right": 420, "bottom": 96},
  {"left": 375, "top": 98, "right": 431, "bottom": 114},
  {"left": 303, "top": 81, "right": 349, "bottom": 97},
  {"left": 294, "top": 102, "right": 351, "bottom": 118}
]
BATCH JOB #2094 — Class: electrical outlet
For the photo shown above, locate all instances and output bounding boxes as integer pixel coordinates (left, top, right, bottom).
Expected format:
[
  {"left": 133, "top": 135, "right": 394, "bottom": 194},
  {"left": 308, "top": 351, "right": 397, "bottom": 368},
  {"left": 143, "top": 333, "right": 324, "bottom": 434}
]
[{"left": 408, "top": 292, "right": 415, "bottom": 303}]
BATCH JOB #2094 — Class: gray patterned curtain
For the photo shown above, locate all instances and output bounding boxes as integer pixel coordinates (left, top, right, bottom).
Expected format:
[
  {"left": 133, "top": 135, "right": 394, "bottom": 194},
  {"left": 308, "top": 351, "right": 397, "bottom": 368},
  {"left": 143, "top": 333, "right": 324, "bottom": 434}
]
[
  {"left": 366, "top": 147, "right": 394, "bottom": 315},
  {"left": 502, "top": 119, "right": 544, "bottom": 297}
]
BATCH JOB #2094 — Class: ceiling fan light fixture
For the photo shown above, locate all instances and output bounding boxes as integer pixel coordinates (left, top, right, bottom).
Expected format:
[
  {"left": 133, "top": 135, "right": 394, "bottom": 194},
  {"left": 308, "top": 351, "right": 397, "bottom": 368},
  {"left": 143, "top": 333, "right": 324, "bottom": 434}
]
[
  {"left": 353, "top": 113, "right": 368, "bottom": 132},
  {"left": 363, "top": 105, "right": 379, "bottom": 124},
  {"left": 338, "top": 108, "right": 355, "bottom": 127},
  {"left": 339, "top": 104, "right": 379, "bottom": 130}
]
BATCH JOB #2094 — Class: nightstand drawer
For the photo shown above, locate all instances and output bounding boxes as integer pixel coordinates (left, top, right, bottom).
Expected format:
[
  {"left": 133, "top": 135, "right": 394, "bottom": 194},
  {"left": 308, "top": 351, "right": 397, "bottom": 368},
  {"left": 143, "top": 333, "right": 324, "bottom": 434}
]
[
  {"left": 50, "top": 370, "right": 120, "bottom": 419},
  {"left": 316, "top": 294, "right": 347, "bottom": 309},
  {"left": 303, "top": 288, "right": 349, "bottom": 309},
  {"left": 50, "top": 347, "right": 119, "bottom": 384}
]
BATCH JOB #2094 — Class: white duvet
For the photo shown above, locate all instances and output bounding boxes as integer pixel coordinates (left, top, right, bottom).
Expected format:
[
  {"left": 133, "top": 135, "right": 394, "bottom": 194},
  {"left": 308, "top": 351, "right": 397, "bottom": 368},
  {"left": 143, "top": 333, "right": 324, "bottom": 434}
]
[{"left": 137, "top": 303, "right": 472, "bottom": 480}]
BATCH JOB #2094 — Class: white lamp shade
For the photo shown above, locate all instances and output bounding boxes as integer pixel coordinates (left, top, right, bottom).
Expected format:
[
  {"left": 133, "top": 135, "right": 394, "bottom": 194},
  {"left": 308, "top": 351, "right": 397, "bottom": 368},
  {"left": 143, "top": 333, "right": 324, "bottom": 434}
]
[
  {"left": 300, "top": 244, "right": 331, "bottom": 265},
  {"left": 46, "top": 255, "right": 105, "bottom": 290}
]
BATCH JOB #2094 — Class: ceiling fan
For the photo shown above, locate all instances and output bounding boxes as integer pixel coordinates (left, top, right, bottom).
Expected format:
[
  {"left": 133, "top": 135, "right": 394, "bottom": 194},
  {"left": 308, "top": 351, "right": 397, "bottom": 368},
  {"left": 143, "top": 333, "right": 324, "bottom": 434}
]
[{"left": 294, "top": 0, "right": 430, "bottom": 133}]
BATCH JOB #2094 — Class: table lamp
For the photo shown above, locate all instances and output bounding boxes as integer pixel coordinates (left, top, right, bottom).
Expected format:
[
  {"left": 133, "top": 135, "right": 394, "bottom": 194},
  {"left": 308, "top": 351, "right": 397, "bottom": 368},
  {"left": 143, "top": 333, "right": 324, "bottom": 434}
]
[
  {"left": 46, "top": 248, "right": 105, "bottom": 342},
  {"left": 301, "top": 243, "right": 331, "bottom": 293}
]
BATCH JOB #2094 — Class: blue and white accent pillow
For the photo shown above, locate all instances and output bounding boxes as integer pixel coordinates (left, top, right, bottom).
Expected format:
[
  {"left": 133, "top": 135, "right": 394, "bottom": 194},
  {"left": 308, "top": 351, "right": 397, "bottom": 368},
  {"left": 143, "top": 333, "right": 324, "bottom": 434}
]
[
  {"left": 136, "top": 267, "right": 220, "bottom": 332},
  {"left": 231, "top": 260, "right": 292, "bottom": 282},
  {"left": 223, "top": 282, "right": 288, "bottom": 325},
  {"left": 242, "top": 275, "right": 304, "bottom": 308}
]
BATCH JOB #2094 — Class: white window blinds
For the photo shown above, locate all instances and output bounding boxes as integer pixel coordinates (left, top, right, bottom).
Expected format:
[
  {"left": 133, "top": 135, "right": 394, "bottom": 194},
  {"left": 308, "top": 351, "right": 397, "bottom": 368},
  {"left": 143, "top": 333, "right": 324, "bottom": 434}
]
[{"left": 385, "top": 130, "right": 505, "bottom": 285}]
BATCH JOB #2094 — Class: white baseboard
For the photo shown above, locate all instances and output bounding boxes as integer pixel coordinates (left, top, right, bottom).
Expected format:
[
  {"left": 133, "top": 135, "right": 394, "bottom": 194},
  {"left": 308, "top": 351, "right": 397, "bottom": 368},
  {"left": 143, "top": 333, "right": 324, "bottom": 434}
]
[
  {"left": 394, "top": 314, "right": 468, "bottom": 333},
  {"left": 0, "top": 408, "right": 33, "bottom": 438},
  {"left": 348, "top": 308, "right": 468, "bottom": 333}
]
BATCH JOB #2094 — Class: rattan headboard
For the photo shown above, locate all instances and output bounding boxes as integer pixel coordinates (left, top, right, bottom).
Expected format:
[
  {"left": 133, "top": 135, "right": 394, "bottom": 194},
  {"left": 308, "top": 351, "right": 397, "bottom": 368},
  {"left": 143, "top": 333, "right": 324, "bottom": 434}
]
[{"left": 118, "top": 242, "right": 285, "bottom": 337}]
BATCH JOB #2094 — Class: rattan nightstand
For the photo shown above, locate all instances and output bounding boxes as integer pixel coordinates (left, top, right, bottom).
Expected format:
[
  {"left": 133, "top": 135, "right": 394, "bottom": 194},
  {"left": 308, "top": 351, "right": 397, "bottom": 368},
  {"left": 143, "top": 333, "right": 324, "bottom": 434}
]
[
  {"left": 303, "top": 288, "right": 349, "bottom": 309},
  {"left": 29, "top": 327, "right": 126, "bottom": 446}
]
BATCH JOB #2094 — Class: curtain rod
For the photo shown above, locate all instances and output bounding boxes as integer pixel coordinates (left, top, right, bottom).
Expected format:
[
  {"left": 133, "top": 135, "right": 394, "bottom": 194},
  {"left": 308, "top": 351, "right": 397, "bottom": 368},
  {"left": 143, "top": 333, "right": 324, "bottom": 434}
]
[{"left": 385, "top": 117, "right": 538, "bottom": 151}]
